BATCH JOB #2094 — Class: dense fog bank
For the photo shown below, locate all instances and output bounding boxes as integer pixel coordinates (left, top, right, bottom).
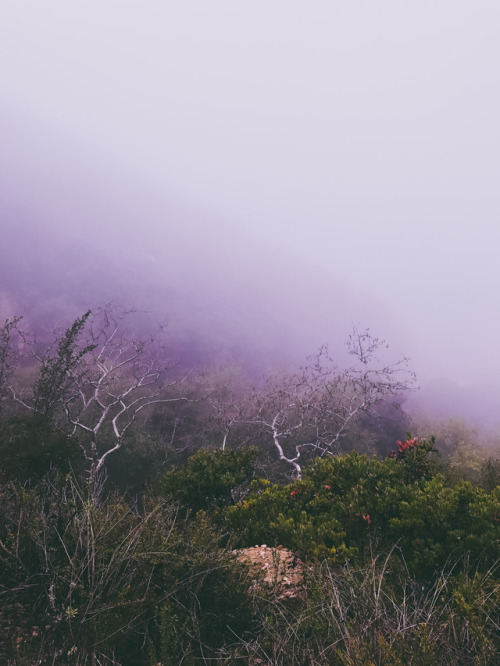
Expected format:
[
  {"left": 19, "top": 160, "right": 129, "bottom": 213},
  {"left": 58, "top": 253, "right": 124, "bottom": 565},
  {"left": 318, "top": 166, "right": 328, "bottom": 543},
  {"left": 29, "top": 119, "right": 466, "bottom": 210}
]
[
  {"left": 1, "top": 111, "right": 403, "bottom": 379},
  {"left": 1, "top": 111, "right": 499, "bottom": 435}
]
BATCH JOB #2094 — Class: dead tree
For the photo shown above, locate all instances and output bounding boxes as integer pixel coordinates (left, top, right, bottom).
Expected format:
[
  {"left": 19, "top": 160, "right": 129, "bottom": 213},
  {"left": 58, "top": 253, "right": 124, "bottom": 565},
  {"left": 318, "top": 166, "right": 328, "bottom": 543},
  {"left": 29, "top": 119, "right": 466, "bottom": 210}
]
[
  {"left": 251, "top": 328, "right": 415, "bottom": 478},
  {"left": 12, "top": 306, "right": 190, "bottom": 479}
]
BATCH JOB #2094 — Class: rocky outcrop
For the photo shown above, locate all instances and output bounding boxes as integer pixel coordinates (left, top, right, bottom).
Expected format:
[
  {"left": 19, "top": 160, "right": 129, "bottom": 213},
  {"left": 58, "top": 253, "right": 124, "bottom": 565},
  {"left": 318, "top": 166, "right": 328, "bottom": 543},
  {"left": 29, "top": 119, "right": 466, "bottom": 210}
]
[{"left": 234, "top": 545, "right": 304, "bottom": 599}]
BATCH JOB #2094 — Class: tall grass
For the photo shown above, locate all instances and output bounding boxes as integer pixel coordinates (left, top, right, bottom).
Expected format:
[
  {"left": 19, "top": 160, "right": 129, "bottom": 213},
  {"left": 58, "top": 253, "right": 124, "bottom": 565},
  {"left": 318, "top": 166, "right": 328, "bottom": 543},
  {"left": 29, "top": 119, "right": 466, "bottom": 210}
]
[
  {"left": 234, "top": 548, "right": 499, "bottom": 665},
  {"left": 0, "top": 473, "right": 253, "bottom": 665},
  {"left": 1, "top": 471, "right": 498, "bottom": 664}
]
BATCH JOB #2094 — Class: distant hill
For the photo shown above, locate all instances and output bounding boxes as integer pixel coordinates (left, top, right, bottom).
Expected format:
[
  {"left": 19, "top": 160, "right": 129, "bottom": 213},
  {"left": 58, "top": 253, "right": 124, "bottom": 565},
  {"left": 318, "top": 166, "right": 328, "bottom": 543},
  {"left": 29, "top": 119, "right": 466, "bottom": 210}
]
[{"left": 0, "top": 109, "right": 397, "bottom": 377}]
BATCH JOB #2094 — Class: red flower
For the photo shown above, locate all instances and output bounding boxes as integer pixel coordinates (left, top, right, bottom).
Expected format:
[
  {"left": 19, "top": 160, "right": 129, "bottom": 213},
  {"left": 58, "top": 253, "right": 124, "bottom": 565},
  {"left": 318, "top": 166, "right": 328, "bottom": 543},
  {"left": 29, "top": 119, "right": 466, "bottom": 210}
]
[
  {"left": 362, "top": 514, "right": 371, "bottom": 524},
  {"left": 324, "top": 485, "right": 331, "bottom": 490},
  {"left": 396, "top": 437, "right": 419, "bottom": 453}
]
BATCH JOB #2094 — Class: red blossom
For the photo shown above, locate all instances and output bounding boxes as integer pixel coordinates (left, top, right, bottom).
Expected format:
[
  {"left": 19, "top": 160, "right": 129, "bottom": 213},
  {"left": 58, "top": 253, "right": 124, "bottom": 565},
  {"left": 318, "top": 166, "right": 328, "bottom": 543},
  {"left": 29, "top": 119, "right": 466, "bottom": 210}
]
[
  {"left": 396, "top": 437, "right": 419, "bottom": 453},
  {"left": 362, "top": 514, "right": 371, "bottom": 524}
]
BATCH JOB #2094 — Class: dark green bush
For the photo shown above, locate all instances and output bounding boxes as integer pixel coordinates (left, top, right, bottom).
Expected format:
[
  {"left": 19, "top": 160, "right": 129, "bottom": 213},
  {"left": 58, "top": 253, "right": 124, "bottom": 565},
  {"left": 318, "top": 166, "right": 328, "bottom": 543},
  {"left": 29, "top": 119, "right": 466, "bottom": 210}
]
[
  {"left": 225, "top": 442, "right": 500, "bottom": 580},
  {"left": 160, "top": 446, "right": 258, "bottom": 513},
  {"left": 1, "top": 437, "right": 498, "bottom": 664},
  {"left": 0, "top": 416, "right": 83, "bottom": 483}
]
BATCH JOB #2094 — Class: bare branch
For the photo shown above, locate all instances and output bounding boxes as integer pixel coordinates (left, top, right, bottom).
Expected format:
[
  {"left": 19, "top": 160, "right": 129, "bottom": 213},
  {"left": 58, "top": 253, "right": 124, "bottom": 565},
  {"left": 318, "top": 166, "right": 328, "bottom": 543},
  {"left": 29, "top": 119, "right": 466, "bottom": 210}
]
[
  {"left": 8, "top": 305, "right": 192, "bottom": 480},
  {"left": 245, "top": 327, "right": 415, "bottom": 478}
]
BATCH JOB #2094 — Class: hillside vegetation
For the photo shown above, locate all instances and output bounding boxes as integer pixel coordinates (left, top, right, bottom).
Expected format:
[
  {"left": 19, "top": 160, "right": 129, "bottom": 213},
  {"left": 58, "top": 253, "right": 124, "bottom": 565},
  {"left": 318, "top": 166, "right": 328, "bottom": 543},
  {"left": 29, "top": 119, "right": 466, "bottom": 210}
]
[{"left": 0, "top": 309, "right": 498, "bottom": 664}]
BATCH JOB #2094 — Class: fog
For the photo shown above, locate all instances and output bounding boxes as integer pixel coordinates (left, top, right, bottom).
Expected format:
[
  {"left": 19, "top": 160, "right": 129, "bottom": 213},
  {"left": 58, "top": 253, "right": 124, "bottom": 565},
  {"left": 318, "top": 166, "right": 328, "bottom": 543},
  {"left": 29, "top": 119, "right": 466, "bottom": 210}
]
[{"left": 1, "top": 1, "right": 500, "bottom": 426}]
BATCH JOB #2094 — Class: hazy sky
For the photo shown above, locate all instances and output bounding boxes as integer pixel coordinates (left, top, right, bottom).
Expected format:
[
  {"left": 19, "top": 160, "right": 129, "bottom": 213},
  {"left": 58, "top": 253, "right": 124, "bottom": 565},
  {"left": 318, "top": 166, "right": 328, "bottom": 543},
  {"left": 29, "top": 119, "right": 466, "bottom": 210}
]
[{"left": 1, "top": 1, "right": 500, "bottom": 391}]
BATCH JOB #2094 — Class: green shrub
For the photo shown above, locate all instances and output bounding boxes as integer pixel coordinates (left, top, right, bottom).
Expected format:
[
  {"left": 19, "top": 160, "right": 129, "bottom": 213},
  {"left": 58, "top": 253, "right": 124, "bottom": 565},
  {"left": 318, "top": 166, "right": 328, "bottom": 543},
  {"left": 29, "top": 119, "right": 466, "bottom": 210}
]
[
  {"left": 0, "top": 416, "right": 83, "bottom": 483},
  {"left": 160, "top": 446, "right": 258, "bottom": 513},
  {"left": 1, "top": 436, "right": 498, "bottom": 664},
  {"left": 226, "top": 444, "right": 500, "bottom": 580},
  {"left": 389, "top": 478, "right": 500, "bottom": 579},
  {"left": 225, "top": 449, "right": 411, "bottom": 560}
]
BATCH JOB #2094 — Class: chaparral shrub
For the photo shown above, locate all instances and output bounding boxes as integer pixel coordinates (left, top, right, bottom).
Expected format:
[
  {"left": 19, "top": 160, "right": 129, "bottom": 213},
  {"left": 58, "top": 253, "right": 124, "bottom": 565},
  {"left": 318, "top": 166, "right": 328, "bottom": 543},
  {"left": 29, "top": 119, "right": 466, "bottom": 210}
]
[
  {"left": 225, "top": 439, "right": 500, "bottom": 580},
  {"left": 160, "top": 446, "right": 258, "bottom": 513}
]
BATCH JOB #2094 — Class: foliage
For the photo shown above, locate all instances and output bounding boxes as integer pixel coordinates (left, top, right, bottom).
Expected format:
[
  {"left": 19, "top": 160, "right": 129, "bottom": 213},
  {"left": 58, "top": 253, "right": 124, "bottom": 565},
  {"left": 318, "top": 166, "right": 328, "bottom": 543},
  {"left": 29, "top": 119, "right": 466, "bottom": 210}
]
[
  {"left": 32, "top": 311, "right": 95, "bottom": 419},
  {"left": 225, "top": 440, "right": 500, "bottom": 580},
  {"left": 1, "top": 306, "right": 499, "bottom": 664},
  {"left": 0, "top": 416, "right": 83, "bottom": 483},
  {"left": 393, "top": 433, "right": 439, "bottom": 483},
  {"left": 160, "top": 446, "right": 258, "bottom": 513}
]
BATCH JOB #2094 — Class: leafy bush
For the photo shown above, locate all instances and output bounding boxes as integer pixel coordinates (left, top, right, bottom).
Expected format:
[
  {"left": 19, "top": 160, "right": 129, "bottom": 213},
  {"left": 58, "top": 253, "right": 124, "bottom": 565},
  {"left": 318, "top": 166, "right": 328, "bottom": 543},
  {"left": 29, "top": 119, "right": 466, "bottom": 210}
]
[
  {"left": 225, "top": 441, "right": 500, "bottom": 580},
  {"left": 388, "top": 477, "right": 500, "bottom": 579},
  {"left": 160, "top": 446, "right": 258, "bottom": 513},
  {"left": 0, "top": 416, "right": 83, "bottom": 483}
]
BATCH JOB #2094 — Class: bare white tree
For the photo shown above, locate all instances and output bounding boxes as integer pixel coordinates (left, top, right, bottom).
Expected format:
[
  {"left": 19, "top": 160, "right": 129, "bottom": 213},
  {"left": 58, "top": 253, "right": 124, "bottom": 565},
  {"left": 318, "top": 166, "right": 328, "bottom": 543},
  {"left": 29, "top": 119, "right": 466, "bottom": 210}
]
[
  {"left": 249, "top": 328, "right": 415, "bottom": 478},
  {"left": 63, "top": 306, "right": 192, "bottom": 478},
  {"left": 12, "top": 305, "right": 190, "bottom": 478}
]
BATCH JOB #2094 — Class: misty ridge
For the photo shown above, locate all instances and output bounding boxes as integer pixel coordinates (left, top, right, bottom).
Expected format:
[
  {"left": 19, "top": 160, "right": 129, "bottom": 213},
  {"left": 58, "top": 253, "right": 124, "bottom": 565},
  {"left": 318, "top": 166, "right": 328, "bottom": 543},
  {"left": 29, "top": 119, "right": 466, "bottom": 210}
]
[
  {"left": 1, "top": 112, "right": 500, "bottom": 428},
  {"left": 1, "top": 111, "right": 500, "bottom": 468},
  {"left": 1, "top": 218, "right": 499, "bottom": 664},
  {"left": 0, "top": 110, "right": 400, "bottom": 374}
]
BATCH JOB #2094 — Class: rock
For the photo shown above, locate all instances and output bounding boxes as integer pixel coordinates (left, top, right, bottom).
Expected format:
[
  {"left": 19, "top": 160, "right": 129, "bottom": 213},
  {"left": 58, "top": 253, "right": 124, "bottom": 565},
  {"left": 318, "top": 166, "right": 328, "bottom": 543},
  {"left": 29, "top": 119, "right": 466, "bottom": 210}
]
[{"left": 233, "top": 545, "right": 304, "bottom": 599}]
